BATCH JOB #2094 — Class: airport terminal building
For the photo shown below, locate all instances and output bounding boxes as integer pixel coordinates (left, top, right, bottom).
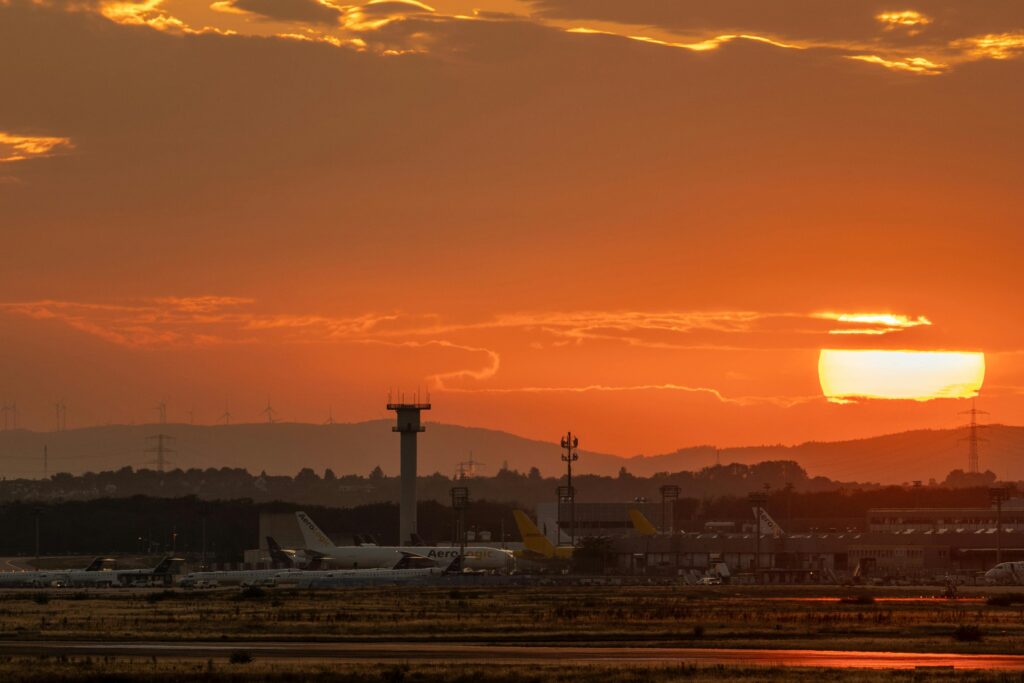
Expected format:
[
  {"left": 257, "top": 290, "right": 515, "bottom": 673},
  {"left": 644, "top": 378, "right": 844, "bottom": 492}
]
[{"left": 563, "top": 500, "right": 1024, "bottom": 581}]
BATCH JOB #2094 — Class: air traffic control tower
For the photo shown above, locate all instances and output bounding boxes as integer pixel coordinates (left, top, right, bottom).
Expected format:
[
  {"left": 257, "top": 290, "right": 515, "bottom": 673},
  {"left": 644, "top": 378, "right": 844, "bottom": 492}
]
[{"left": 387, "top": 398, "right": 430, "bottom": 544}]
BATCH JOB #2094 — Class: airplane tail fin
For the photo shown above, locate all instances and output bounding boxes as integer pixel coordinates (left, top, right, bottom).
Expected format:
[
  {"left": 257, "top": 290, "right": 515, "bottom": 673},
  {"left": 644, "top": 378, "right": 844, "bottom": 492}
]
[
  {"left": 266, "top": 536, "right": 294, "bottom": 567},
  {"left": 295, "top": 511, "right": 337, "bottom": 554},
  {"left": 513, "top": 510, "right": 555, "bottom": 559},
  {"left": 628, "top": 508, "right": 659, "bottom": 536},
  {"left": 753, "top": 506, "right": 784, "bottom": 537},
  {"left": 152, "top": 557, "right": 183, "bottom": 575},
  {"left": 83, "top": 557, "right": 106, "bottom": 572},
  {"left": 443, "top": 553, "right": 463, "bottom": 574},
  {"left": 302, "top": 551, "right": 326, "bottom": 571}
]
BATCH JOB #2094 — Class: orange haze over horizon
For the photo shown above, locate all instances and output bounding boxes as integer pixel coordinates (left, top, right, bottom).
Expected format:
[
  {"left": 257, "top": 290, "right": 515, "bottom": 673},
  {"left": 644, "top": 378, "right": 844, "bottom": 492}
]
[{"left": 2, "top": 0, "right": 1024, "bottom": 460}]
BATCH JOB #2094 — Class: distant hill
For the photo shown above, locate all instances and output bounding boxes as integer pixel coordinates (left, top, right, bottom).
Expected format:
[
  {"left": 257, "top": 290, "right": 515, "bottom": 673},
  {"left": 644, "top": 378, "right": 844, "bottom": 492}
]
[
  {"left": 637, "top": 425, "right": 1023, "bottom": 484},
  {"left": 0, "top": 421, "right": 1018, "bottom": 484}
]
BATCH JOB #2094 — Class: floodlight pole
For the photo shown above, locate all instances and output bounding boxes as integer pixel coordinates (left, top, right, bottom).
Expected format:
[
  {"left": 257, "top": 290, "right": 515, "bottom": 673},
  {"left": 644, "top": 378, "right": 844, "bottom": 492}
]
[
  {"left": 749, "top": 492, "right": 768, "bottom": 584},
  {"left": 450, "top": 486, "right": 470, "bottom": 558},
  {"left": 660, "top": 485, "right": 681, "bottom": 533},
  {"left": 991, "top": 486, "right": 1008, "bottom": 565}
]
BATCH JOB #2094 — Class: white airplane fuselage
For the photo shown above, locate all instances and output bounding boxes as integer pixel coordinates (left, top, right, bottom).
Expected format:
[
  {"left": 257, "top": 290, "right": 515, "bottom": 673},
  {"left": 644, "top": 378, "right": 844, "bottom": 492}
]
[
  {"left": 290, "top": 565, "right": 448, "bottom": 588},
  {"left": 180, "top": 568, "right": 304, "bottom": 587},
  {"left": 294, "top": 511, "right": 513, "bottom": 571},
  {"left": 986, "top": 561, "right": 1024, "bottom": 584}
]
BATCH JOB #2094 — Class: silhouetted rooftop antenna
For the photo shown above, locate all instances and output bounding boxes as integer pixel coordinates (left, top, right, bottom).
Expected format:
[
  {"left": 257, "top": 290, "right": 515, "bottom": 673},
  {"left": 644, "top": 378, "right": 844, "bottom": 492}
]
[
  {"left": 560, "top": 431, "right": 579, "bottom": 547},
  {"left": 959, "top": 398, "right": 989, "bottom": 474}
]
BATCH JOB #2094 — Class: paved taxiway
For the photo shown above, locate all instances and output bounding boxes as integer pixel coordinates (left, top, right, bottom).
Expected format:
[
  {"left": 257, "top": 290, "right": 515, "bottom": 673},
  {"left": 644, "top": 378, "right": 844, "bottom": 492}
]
[{"left": 2, "top": 642, "right": 1023, "bottom": 670}]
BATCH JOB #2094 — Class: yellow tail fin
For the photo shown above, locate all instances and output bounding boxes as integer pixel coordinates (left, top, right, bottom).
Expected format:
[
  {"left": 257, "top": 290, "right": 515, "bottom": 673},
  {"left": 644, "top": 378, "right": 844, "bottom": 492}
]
[
  {"left": 629, "top": 508, "right": 658, "bottom": 536},
  {"left": 513, "top": 510, "right": 556, "bottom": 558}
]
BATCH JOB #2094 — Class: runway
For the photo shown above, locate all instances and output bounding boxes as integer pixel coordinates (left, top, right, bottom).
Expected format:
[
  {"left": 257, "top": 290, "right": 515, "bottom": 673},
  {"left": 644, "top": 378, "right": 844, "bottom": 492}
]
[{"left": 2, "top": 641, "right": 1024, "bottom": 670}]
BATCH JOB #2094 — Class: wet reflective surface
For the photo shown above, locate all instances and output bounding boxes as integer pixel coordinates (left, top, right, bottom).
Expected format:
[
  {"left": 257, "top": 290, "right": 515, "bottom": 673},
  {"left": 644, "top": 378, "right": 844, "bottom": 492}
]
[{"left": 1, "top": 641, "right": 1023, "bottom": 670}]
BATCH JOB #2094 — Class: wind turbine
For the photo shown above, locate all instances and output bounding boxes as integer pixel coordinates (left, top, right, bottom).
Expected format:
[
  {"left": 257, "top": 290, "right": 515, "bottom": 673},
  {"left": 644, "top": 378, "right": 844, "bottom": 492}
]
[
  {"left": 262, "top": 399, "right": 277, "bottom": 424},
  {"left": 54, "top": 400, "right": 67, "bottom": 432},
  {"left": 220, "top": 402, "right": 232, "bottom": 425}
]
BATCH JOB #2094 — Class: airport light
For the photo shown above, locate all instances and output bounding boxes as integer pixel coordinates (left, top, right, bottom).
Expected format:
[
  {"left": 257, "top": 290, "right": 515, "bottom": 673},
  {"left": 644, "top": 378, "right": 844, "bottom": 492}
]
[
  {"left": 33, "top": 507, "right": 41, "bottom": 560},
  {"left": 659, "top": 485, "right": 681, "bottom": 534},
  {"left": 748, "top": 492, "right": 768, "bottom": 584},
  {"left": 990, "top": 486, "right": 1008, "bottom": 565},
  {"left": 557, "top": 485, "right": 574, "bottom": 546},
  {"left": 450, "top": 486, "right": 470, "bottom": 558}
]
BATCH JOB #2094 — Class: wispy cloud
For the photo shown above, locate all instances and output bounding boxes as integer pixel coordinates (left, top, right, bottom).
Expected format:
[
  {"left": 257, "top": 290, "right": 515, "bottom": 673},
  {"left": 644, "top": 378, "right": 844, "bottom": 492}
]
[
  {"left": 0, "top": 299, "right": 939, "bottom": 405},
  {"left": 566, "top": 27, "right": 802, "bottom": 53},
  {"left": 0, "top": 132, "right": 73, "bottom": 163},
  {"left": 813, "top": 312, "right": 933, "bottom": 336},
  {"left": 876, "top": 10, "right": 931, "bottom": 29},
  {"left": 847, "top": 54, "right": 947, "bottom": 74},
  {"left": 98, "top": 0, "right": 236, "bottom": 35},
  {"left": 953, "top": 32, "right": 1024, "bottom": 60},
  {"left": 441, "top": 382, "right": 819, "bottom": 408}
]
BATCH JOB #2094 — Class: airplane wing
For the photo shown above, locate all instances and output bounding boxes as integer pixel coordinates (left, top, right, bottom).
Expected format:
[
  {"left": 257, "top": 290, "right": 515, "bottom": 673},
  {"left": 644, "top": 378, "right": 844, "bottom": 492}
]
[{"left": 392, "top": 552, "right": 434, "bottom": 570}]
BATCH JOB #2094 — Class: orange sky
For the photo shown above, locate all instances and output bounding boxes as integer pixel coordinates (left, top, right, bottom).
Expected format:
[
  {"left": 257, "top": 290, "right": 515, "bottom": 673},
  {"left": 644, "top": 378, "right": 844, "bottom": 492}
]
[{"left": 1, "top": 0, "right": 1023, "bottom": 457}]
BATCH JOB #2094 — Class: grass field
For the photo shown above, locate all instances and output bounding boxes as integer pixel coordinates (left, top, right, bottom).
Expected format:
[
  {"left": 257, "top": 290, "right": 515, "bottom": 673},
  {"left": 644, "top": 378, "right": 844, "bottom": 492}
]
[
  {"left": 4, "top": 584, "right": 1024, "bottom": 679},
  {"left": 1, "top": 584, "right": 1023, "bottom": 654}
]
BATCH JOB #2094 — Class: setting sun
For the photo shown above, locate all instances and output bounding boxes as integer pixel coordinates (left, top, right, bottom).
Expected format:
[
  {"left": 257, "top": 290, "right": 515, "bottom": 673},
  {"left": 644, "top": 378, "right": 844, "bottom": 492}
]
[{"left": 818, "top": 349, "right": 985, "bottom": 402}]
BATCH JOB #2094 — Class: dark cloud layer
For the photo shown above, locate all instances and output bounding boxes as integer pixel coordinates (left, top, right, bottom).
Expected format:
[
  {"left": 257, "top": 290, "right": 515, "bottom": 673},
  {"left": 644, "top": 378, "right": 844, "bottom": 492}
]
[{"left": 225, "top": 0, "right": 341, "bottom": 25}]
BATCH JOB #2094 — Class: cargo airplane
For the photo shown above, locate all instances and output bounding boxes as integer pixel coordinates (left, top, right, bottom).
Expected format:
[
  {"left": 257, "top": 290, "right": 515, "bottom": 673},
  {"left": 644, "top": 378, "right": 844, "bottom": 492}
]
[
  {"left": 292, "top": 554, "right": 463, "bottom": 588},
  {"left": 512, "top": 510, "right": 574, "bottom": 560},
  {"left": 295, "top": 512, "right": 514, "bottom": 571},
  {"left": 0, "top": 557, "right": 181, "bottom": 588}
]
